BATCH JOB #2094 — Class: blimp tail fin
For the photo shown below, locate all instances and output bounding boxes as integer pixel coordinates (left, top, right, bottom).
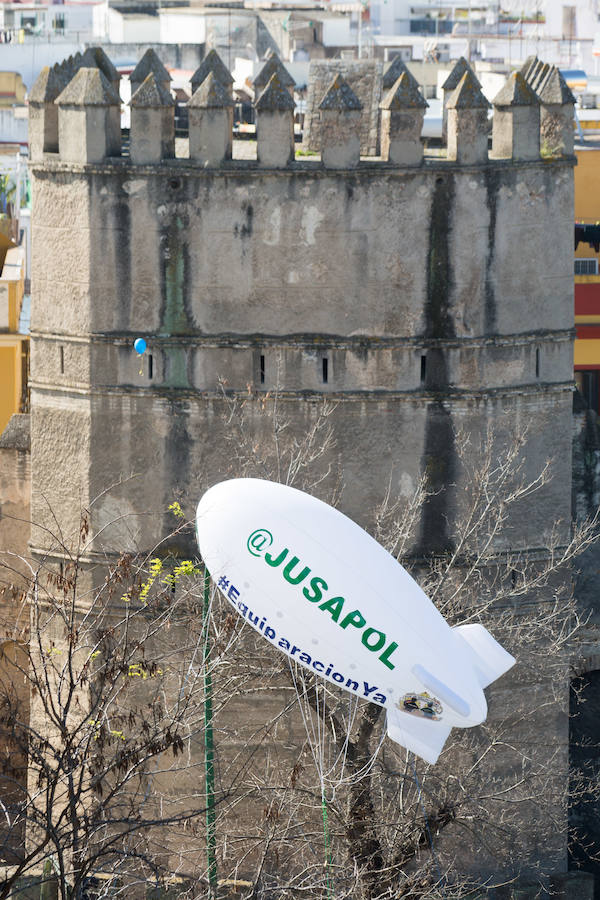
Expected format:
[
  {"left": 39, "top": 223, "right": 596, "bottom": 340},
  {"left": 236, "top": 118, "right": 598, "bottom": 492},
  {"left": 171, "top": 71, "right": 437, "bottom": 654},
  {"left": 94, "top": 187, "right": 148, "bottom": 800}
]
[
  {"left": 411, "top": 664, "right": 470, "bottom": 718},
  {"left": 386, "top": 706, "right": 451, "bottom": 765},
  {"left": 452, "top": 623, "right": 515, "bottom": 689}
]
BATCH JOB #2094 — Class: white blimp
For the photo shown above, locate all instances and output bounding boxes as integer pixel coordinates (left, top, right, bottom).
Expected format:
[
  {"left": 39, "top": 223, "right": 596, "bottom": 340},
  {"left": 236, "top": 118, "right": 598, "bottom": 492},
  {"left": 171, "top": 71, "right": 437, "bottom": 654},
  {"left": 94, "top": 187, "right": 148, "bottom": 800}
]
[{"left": 196, "top": 478, "right": 515, "bottom": 764}]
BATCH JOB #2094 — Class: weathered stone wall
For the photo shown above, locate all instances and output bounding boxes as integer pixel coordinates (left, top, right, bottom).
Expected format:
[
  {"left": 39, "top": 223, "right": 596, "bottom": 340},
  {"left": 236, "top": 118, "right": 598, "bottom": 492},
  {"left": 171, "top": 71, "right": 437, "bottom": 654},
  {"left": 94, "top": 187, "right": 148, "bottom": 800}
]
[
  {"left": 29, "top": 160, "right": 574, "bottom": 561},
  {"left": 303, "top": 60, "right": 383, "bottom": 155},
  {"left": 0, "top": 415, "right": 31, "bottom": 592}
]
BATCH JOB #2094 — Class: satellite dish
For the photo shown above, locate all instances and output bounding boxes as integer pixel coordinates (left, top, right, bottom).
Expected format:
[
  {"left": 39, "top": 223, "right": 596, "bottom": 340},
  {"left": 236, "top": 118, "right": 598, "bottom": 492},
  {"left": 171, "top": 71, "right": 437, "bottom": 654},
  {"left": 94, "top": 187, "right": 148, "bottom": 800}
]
[{"left": 196, "top": 478, "right": 515, "bottom": 764}]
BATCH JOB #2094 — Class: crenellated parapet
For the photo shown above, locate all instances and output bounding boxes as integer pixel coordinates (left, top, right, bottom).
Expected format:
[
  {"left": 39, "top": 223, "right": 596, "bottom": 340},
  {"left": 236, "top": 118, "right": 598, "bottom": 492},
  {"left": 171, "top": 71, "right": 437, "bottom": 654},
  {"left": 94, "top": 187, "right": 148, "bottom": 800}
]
[{"left": 28, "top": 50, "right": 576, "bottom": 169}]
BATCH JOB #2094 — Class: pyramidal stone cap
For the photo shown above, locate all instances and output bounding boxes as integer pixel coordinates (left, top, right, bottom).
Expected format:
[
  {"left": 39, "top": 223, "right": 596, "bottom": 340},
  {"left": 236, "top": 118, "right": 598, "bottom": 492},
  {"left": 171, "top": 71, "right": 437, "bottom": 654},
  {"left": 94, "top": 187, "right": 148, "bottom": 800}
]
[
  {"left": 188, "top": 71, "right": 234, "bottom": 108},
  {"left": 520, "top": 55, "right": 539, "bottom": 81},
  {"left": 530, "top": 61, "right": 550, "bottom": 92},
  {"left": 256, "top": 72, "right": 296, "bottom": 111},
  {"left": 129, "top": 72, "right": 175, "bottom": 108},
  {"left": 526, "top": 59, "right": 545, "bottom": 87},
  {"left": 131, "top": 49, "right": 171, "bottom": 87},
  {"left": 447, "top": 70, "right": 490, "bottom": 109},
  {"left": 191, "top": 49, "right": 234, "bottom": 92},
  {"left": 442, "top": 57, "right": 481, "bottom": 92},
  {"left": 55, "top": 67, "right": 120, "bottom": 107},
  {"left": 319, "top": 74, "right": 362, "bottom": 110},
  {"left": 45, "top": 56, "right": 84, "bottom": 98},
  {"left": 382, "top": 56, "right": 420, "bottom": 91},
  {"left": 68, "top": 51, "right": 84, "bottom": 71},
  {"left": 81, "top": 46, "right": 119, "bottom": 85},
  {"left": 381, "top": 72, "right": 428, "bottom": 110},
  {"left": 55, "top": 52, "right": 84, "bottom": 84},
  {"left": 254, "top": 54, "right": 295, "bottom": 91},
  {"left": 29, "top": 65, "right": 64, "bottom": 103},
  {"left": 493, "top": 71, "right": 540, "bottom": 107},
  {"left": 538, "top": 65, "right": 576, "bottom": 105}
]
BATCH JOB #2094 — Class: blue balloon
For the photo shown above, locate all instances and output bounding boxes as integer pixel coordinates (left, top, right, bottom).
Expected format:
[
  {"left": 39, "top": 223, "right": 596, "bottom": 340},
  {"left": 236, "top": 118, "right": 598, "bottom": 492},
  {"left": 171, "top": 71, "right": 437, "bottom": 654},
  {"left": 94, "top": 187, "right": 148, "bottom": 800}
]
[{"left": 134, "top": 338, "right": 147, "bottom": 355}]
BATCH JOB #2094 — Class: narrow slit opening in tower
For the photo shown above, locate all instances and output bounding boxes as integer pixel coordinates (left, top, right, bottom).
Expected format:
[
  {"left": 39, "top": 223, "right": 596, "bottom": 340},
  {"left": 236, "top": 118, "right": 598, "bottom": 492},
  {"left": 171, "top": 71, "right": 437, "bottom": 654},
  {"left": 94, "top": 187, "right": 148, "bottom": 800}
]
[
  {"left": 322, "top": 357, "right": 329, "bottom": 384},
  {"left": 148, "top": 354, "right": 153, "bottom": 380},
  {"left": 260, "top": 354, "right": 265, "bottom": 385},
  {"left": 536, "top": 347, "right": 540, "bottom": 378},
  {"left": 420, "top": 354, "right": 427, "bottom": 383},
  {"left": 59, "top": 345, "right": 64, "bottom": 375}
]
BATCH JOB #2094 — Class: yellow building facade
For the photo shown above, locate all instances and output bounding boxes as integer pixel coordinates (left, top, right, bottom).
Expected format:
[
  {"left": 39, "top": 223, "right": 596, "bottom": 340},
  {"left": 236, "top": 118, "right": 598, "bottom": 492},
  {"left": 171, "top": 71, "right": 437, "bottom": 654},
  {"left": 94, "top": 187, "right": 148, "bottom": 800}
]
[
  {"left": 574, "top": 148, "right": 600, "bottom": 408},
  {"left": 0, "top": 244, "right": 27, "bottom": 436},
  {"left": 0, "top": 72, "right": 26, "bottom": 107}
]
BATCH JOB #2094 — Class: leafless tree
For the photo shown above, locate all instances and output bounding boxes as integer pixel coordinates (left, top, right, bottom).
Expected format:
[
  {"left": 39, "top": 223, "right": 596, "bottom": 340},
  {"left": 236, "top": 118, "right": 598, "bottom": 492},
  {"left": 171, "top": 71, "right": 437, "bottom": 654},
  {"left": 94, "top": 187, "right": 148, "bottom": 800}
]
[{"left": 0, "top": 508, "right": 225, "bottom": 900}]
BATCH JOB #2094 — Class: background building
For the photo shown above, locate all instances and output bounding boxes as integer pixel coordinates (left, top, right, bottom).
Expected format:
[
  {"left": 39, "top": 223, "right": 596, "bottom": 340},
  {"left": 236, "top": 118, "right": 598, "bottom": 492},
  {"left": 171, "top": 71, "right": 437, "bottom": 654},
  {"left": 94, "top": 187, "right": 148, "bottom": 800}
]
[{"left": 574, "top": 147, "right": 600, "bottom": 414}]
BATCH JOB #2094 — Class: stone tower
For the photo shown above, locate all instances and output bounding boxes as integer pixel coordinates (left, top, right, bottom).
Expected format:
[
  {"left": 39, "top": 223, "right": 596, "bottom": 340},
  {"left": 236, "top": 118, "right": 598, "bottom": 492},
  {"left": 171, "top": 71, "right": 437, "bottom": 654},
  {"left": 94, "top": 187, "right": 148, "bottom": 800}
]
[{"left": 26, "top": 55, "right": 578, "bottom": 891}]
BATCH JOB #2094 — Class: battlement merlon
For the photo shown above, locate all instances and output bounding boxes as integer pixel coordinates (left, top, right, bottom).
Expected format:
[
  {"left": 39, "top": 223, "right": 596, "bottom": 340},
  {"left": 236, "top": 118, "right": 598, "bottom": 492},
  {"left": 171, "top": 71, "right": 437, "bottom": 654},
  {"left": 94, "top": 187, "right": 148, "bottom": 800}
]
[
  {"left": 318, "top": 74, "right": 362, "bottom": 169},
  {"left": 191, "top": 49, "right": 234, "bottom": 98},
  {"left": 188, "top": 71, "right": 234, "bottom": 166},
  {"left": 254, "top": 53, "right": 295, "bottom": 99},
  {"left": 130, "top": 48, "right": 172, "bottom": 98},
  {"left": 29, "top": 66, "right": 65, "bottom": 160},
  {"left": 256, "top": 72, "right": 296, "bottom": 168},
  {"left": 538, "top": 66, "right": 576, "bottom": 157},
  {"left": 441, "top": 56, "right": 481, "bottom": 142},
  {"left": 446, "top": 71, "right": 490, "bottom": 166},
  {"left": 491, "top": 71, "right": 541, "bottom": 161},
  {"left": 29, "top": 52, "right": 577, "bottom": 169},
  {"left": 82, "top": 47, "right": 120, "bottom": 96},
  {"left": 129, "top": 72, "right": 175, "bottom": 165},
  {"left": 380, "top": 72, "right": 427, "bottom": 167},
  {"left": 55, "top": 67, "right": 121, "bottom": 165}
]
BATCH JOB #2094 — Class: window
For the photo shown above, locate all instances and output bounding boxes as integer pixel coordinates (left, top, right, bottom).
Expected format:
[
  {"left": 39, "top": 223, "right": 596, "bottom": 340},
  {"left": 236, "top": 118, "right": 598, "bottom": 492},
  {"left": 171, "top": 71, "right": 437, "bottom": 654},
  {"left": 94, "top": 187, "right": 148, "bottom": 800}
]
[
  {"left": 575, "top": 370, "right": 600, "bottom": 413},
  {"left": 575, "top": 258, "right": 598, "bottom": 275}
]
